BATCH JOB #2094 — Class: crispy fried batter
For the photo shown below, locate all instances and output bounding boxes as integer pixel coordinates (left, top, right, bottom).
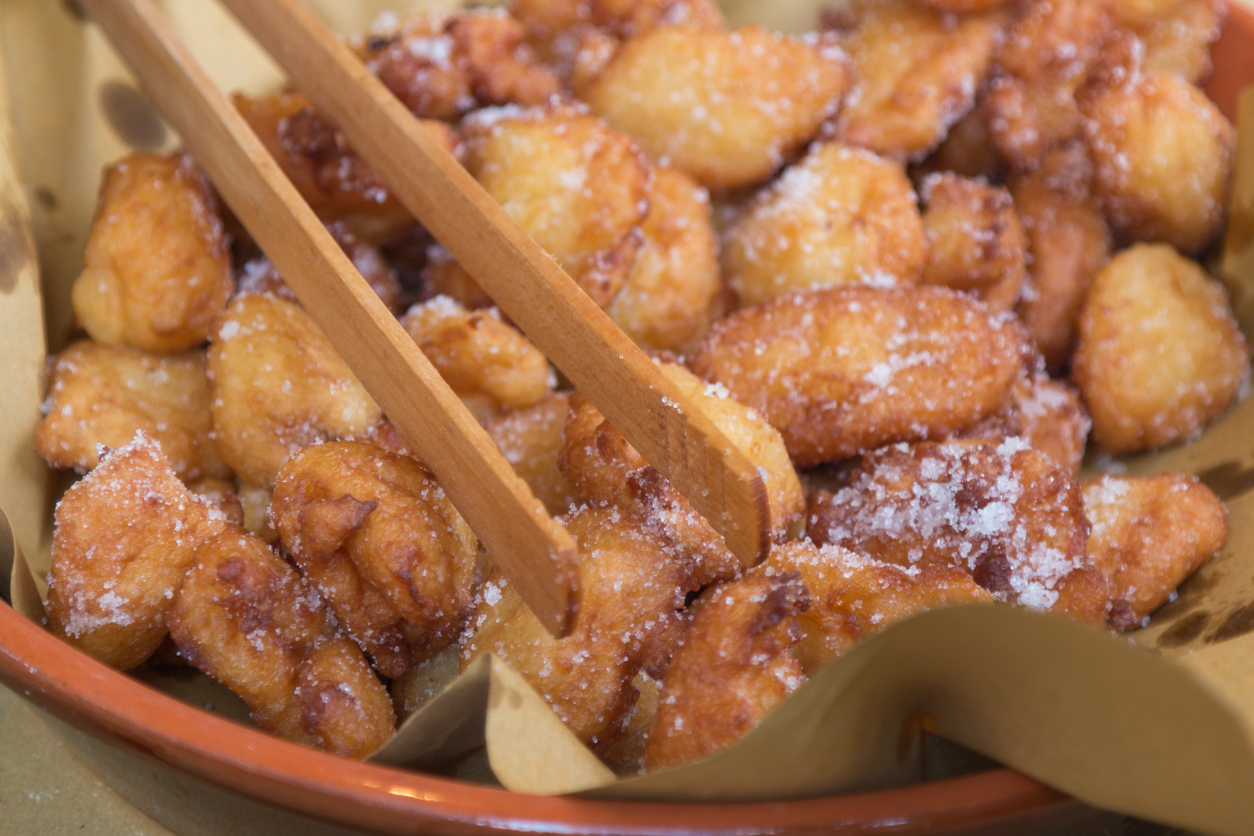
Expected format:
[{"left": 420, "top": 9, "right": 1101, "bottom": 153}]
[
  {"left": 187, "top": 476, "right": 245, "bottom": 528},
  {"left": 764, "top": 540, "right": 991, "bottom": 673},
  {"left": 485, "top": 392, "right": 577, "bottom": 515},
  {"left": 35, "top": 341, "right": 228, "bottom": 481},
  {"left": 913, "top": 98, "right": 1006, "bottom": 182},
  {"left": 461, "top": 507, "right": 696, "bottom": 755},
  {"left": 1112, "top": 0, "right": 1224, "bottom": 83},
  {"left": 575, "top": 26, "right": 850, "bottom": 191},
  {"left": 959, "top": 371, "right": 1090, "bottom": 474},
  {"left": 723, "top": 143, "right": 926, "bottom": 306},
  {"left": 71, "top": 153, "right": 232, "bottom": 354},
  {"left": 689, "top": 287, "right": 1029, "bottom": 466},
  {"left": 400, "top": 296, "right": 554, "bottom": 423},
  {"left": 271, "top": 441, "right": 478, "bottom": 678},
  {"left": 807, "top": 440, "right": 1112, "bottom": 623},
  {"left": 237, "top": 479, "right": 279, "bottom": 544},
  {"left": 1073, "top": 244, "right": 1250, "bottom": 455},
  {"left": 643, "top": 573, "right": 808, "bottom": 771},
  {"left": 511, "top": 0, "right": 725, "bottom": 60},
  {"left": 206, "top": 294, "right": 381, "bottom": 487},
  {"left": 47, "top": 434, "right": 221, "bottom": 670},
  {"left": 1083, "top": 475, "right": 1228, "bottom": 621},
  {"left": 828, "top": 0, "right": 1005, "bottom": 161},
  {"left": 390, "top": 645, "right": 462, "bottom": 718},
  {"left": 168, "top": 525, "right": 395, "bottom": 757}
]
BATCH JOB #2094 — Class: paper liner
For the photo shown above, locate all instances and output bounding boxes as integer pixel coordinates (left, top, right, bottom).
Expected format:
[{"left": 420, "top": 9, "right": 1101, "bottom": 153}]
[{"left": 4, "top": 1, "right": 1254, "bottom": 834}]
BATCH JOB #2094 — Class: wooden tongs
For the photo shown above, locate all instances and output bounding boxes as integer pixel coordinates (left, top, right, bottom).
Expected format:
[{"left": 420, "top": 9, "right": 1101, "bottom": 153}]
[{"left": 80, "top": 0, "right": 770, "bottom": 637}]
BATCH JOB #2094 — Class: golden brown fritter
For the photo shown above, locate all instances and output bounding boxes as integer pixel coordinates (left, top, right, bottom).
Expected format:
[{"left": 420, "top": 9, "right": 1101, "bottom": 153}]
[
  {"left": 807, "top": 439, "right": 1114, "bottom": 624},
  {"left": 827, "top": 0, "right": 1006, "bottom": 161},
  {"left": 643, "top": 573, "right": 808, "bottom": 771},
  {"left": 604, "top": 166, "right": 722, "bottom": 353},
  {"left": 35, "top": 341, "right": 229, "bottom": 481},
  {"left": 914, "top": 99, "right": 1006, "bottom": 183},
  {"left": 47, "top": 434, "right": 222, "bottom": 670},
  {"left": 689, "top": 287, "right": 1030, "bottom": 466},
  {"left": 485, "top": 392, "right": 578, "bottom": 515},
  {"left": 919, "top": 173, "right": 1026, "bottom": 313},
  {"left": 764, "top": 540, "right": 991, "bottom": 673},
  {"left": 187, "top": 476, "right": 245, "bottom": 528},
  {"left": 984, "top": 0, "right": 1114, "bottom": 171},
  {"left": 558, "top": 362, "right": 805, "bottom": 586},
  {"left": 423, "top": 106, "right": 648, "bottom": 309},
  {"left": 461, "top": 507, "right": 697, "bottom": 756},
  {"left": 71, "top": 153, "right": 232, "bottom": 354},
  {"left": 400, "top": 296, "right": 555, "bottom": 423},
  {"left": 271, "top": 441, "right": 478, "bottom": 678},
  {"left": 722, "top": 143, "right": 926, "bottom": 307},
  {"left": 575, "top": 25, "right": 850, "bottom": 191},
  {"left": 236, "top": 480, "right": 279, "bottom": 544},
  {"left": 355, "top": 9, "right": 562, "bottom": 120},
  {"left": 511, "top": 0, "right": 725, "bottom": 62},
  {"left": 168, "top": 525, "right": 395, "bottom": 758},
  {"left": 205, "top": 294, "right": 381, "bottom": 487},
  {"left": 1073, "top": 244, "right": 1250, "bottom": 455},
  {"left": 1009, "top": 142, "right": 1112, "bottom": 371},
  {"left": 1080, "top": 33, "right": 1235, "bottom": 254},
  {"left": 1112, "top": 0, "right": 1224, "bottom": 83},
  {"left": 1083, "top": 475, "right": 1228, "bottom": 622},
  {"left": 959, "top": 371, "right": 1091, "bottom": 474}
]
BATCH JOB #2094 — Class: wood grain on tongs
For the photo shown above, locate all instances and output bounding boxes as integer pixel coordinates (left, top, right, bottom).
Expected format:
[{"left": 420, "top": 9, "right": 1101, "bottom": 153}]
[{"left": 81, "top": 0, "right": 771, "bottom": 636}]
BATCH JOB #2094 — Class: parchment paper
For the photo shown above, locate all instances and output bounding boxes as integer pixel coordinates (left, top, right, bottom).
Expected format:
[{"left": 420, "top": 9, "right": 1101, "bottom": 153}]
[{"left": 4, "top": 2, "right": 1254, "bottom": 835}]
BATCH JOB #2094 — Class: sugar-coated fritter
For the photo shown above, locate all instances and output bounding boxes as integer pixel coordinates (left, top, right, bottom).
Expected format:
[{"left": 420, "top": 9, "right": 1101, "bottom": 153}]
[
  {"left": 1009, "top": 142, "right": 1112, "bottom": 371},
  {"left": 423, "top": 106, "right": 648, "bottom": 309},
  {"left": 167, "top": 524, "right": 395, "bottom": 758},
  {"left": 71, "top": 153, "right": 232, "bottom": 354},
  {"left": 1073, "top": 244, "right": 1250, "bottom": 455},
  {"left": 722, "top": 143, "right": 926, "bottom": 307},
  {"left": 807, "top": 440, "right": 1115, "bottom": 624},
  {"left": 575, "top": 25, "right": 850, "bottom": 191},
  {"left": 914, "top": 100, "right": 1006, "bottom": 183},
  {"left": 461, "top": 507, "right": 697, "bottom": 756},
  {"left": 919, "top": 172, "right": 1026, "bottom": 313},
  {"left": 1080, "top": 33, "right": 1235, "bottom": 254},
  {"left": 1112, "top": 0, "right": 1224, "bottom": 83},
  {"left": 1083, "top": 475, "right": 1228, "bottom": 621},
  {"left": 35, "top": 341, "right": 229, "bottom": 481},
  {"left": 485, "top": 392, "right": 577, "bottom": 514},
  {"left": 187, "top": 476, "right": 245, "bottom": 528},
  {"left": 272, "top": 441, "right": 478, "bottom": 678},
  {"left": 206, "top": 294, "right": 381, "bottom": 487},
  {"left": 960, "top": 371, "right": 1090, "bottom": 474},
  {"left": 643, "top": 573, "right": 808, "bottom": 772},
  {"left": 400, "top": 296, "right": 555, "bottom": 423},
  {"left": 47, "top": 434, "right": 221, "bottom": 670},
  {"left": 237, "top": 480, "right": 279, "bottom": 544},
  {"left": 355, "top": 9, "right": 562, "bottom": 120},
  {"left": 604, "top": 166, "right": 722, "bottom": 352},
  {"left": 559, "top": 362, "right": 805, "bottom": 586},
  {"left": 511, "top": 0, "right": 724, "bottom": 61},
  {"left": 826, "top": 0, "right": 1005, "bottom": 162},
  {"left": 764, "top": 540, "right": 991, "bottom": 673},
  {"left": 984, "top": 0, "right": 1114, "bottom": 171},
  {"left": 689, "top": 287, "right": 1029, "bottom": 466}
]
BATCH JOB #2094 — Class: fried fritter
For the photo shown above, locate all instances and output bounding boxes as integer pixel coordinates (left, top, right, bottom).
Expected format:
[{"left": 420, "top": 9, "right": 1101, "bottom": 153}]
[
  {"left": 827, "top": 0, "right": 1005, "bottom": 161},
  {"left": 807, "top": 439, "right": 1114, "bottom": 623},
  {"left": 35, "top": 341, "right": 229, "bottom": 481},
  {"left": 236, "top": 479, "right": 279, "bottom": 544},
  {"left": 959, "top": 371, "right": 1090, "bottom": 474},
  {"left": 47, "top": 434, "right": 221, "bottom": 670},
  {"left": 271, "top": 441, "right": 478, "bottom": 678},
  {"left": 1080, "top": 33, "right": 1235, "bottom": 254},
  {"left": 461, "top": 507, "right": 697, "bottom": 755},
  {"left": 1073, "top": 244, "right": 1250, "bottom": 455},
  {"left": 167, "top": 525, "right": 395, "bottom": 758},
  {"left": 558, "top": 362, "right": 805, "bottom": 586},
  {"left": 689, "top": 287, "right": 1029, "bottom": 466},
  {"left": 913, "top": 98, "right": 1006, "bottom": 183},
  {"left": 722, "top": 143, "right": 926, "bottom": 307},
  {"left": 575, "top": 25, "right": 850, "bottom": 191},
  {"left": 71, "top": 153, "right": 232, "bottom": 354},
  {"left": 400, "top": 296, "right": 554, "bottom": 423},
  {"left": 604, "top": 166, "right": 722, "bottom": 352},
  {"left": 206, "top": 294, "right": 381, "bottom": 487},
  {"left": 764, "top": 540, "right": 991, "bottom": 673},
  {"left": 1112, "top": 0, "right": 1224, "bottom": 83},
  {"left": 1083, "top": 475, "right": 1228, "bottom": 621},
  {"left": 187, "top": 476, "right": 245, "bottom": 528},
  {"left": 918, "top": 173, "right": 1025, "bottom": 313},
  {"left": 511, "top": 0, "right": 725, "bottom": 61},
  {"left": 643, "top": 573, "right": 808, "bottom": 771},
  {"left": 1009, "top": 142, "right": 1112, "bottom": 371},
  {"left": 355, "top": 9, "right": 562, "bottom": 120},
  {"left": 485, "top": 392, "right": 577, "bottom": 515}
]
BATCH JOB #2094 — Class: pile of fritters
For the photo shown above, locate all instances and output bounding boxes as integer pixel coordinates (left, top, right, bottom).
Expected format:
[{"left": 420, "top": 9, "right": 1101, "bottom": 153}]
[{"left": 37, "top": 0, "right": 1248, "bottom": 774}]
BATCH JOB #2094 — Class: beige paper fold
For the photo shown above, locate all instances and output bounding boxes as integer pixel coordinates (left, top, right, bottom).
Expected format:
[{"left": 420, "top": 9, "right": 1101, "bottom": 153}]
[{"left": 4, "top": 2, "right": 1254, "bottom": 835}]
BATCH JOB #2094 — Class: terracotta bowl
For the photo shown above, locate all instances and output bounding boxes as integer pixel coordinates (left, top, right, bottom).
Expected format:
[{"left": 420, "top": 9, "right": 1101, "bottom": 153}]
[{"left": 3, "top": 6, "right": 1254, "bottom": 833}]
